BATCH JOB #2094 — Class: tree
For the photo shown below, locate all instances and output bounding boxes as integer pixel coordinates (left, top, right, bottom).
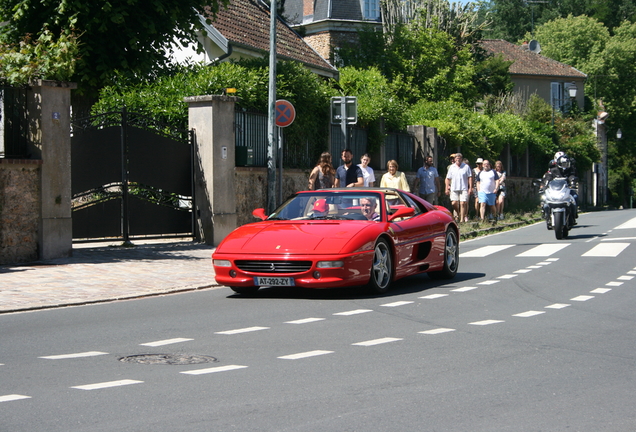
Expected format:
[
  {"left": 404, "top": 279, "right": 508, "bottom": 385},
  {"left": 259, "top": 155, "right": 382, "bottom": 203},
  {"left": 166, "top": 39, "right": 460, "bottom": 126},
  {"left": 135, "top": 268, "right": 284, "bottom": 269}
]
[
  {"left": 526, "top": 15, "right": 609, "bottom": 74},
  {"left": 0, "top": 0, "right": 228, "bottom": 95}
]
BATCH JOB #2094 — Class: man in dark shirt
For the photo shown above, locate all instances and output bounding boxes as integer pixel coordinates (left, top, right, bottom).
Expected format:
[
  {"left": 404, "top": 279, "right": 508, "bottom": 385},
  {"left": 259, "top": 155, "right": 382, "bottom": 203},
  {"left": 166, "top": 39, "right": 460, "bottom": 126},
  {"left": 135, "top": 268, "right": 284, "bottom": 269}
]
[{"left": 335, "top": 149, "right": 363, "bottom": 187}]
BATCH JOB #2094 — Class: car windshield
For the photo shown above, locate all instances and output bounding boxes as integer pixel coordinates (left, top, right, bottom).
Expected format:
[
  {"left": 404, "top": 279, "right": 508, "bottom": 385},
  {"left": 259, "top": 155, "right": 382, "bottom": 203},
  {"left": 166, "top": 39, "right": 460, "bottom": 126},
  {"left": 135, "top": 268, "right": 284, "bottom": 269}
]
[{"left": 269, "top": 192, "right": 384, "bottom": 221}]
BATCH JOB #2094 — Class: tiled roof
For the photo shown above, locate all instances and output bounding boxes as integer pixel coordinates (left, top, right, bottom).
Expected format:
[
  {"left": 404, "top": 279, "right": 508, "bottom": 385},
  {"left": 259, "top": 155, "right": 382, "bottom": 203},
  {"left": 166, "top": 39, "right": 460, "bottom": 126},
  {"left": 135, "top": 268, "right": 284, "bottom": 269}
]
[
  {"left": 481, "top": 39, "right": 587, "bottom": 79},
  {"left": 203, "top": 0, "right": 336, "bottom": 74}
]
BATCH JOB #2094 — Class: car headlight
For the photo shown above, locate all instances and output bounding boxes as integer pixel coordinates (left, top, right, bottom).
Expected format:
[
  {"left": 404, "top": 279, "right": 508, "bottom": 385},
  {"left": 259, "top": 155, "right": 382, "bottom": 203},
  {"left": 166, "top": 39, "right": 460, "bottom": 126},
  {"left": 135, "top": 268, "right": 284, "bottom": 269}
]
[
  {"left": 213, "top": 259, "right": 232, "bottom": 267},
  {"left": 317, "top": 260, "right": 344, "bottom": 268}
]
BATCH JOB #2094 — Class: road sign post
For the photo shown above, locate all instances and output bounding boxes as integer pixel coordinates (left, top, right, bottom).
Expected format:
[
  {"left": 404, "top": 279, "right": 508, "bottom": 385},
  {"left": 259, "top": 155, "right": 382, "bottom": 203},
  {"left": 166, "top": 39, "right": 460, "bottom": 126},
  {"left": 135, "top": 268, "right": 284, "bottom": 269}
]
[
  {"left": 331, "top": 96, "right": 357, "bottom": 152},
  {"left": 275, "top": 100, "right": 296, "bottom": 203}
]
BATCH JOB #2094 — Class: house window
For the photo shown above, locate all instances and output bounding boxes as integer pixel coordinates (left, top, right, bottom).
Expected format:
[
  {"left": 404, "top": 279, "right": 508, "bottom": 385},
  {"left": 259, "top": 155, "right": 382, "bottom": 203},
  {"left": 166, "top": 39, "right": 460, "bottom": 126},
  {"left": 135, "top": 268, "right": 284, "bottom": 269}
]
[
  {"left": 551, "top": 81, "right": 577, "bottom": 113},
  {"left": 362, "top": 0, "right": 380, "bottom": 20}
]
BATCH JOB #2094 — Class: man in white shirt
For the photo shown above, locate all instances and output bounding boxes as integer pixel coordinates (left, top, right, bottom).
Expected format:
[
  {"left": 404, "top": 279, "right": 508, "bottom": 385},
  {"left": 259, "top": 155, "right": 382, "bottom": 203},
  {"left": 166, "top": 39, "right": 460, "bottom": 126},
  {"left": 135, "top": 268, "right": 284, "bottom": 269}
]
[
  {"left": 445, "top": 153, "right": 473, "bottom": 223},
  {"left": 475, "top": 160, "right": 500, "bottom": 221}
]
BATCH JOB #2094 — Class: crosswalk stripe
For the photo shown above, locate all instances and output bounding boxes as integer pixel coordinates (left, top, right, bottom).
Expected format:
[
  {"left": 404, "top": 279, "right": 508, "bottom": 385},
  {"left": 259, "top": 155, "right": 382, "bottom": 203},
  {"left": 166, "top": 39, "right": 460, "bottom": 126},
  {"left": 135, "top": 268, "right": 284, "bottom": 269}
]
[
  {"left": 516, "top": 244, "right": 570, "bottom": 257},
  {"left": 615, "top": 217, "right": 636, "bottom": 229},
  {"left": 582, "top": 243, "right": 630, "bottom": 257},
  {"left": 459, "top": 245, "right": 514, "bottom": 257}
]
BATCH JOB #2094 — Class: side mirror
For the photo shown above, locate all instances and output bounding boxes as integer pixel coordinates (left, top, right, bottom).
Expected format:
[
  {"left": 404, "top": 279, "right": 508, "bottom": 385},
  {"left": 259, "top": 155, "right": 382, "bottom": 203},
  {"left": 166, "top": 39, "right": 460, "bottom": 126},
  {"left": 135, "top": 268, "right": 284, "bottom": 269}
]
[
  {"left": 252, "top": 208, "right": 268, "bottom": 221},
  {"left": 388, "top": 207, "right": 415, "bottom": 222}
]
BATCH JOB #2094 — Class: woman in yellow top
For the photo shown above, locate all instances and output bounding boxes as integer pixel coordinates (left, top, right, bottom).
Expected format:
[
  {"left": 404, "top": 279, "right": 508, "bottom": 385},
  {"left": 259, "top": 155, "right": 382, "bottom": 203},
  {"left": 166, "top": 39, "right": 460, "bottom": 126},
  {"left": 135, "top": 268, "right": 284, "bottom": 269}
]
[{"left": 380, "top": 160, "right": 410, "bottom": 191}]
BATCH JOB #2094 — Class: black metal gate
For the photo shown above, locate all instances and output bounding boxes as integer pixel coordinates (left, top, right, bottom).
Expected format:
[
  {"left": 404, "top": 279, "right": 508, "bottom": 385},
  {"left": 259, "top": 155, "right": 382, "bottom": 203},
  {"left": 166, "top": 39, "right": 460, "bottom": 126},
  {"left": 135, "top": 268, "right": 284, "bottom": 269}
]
[{"left": 71, "top": 108, "right": 194, "bottom": 242}]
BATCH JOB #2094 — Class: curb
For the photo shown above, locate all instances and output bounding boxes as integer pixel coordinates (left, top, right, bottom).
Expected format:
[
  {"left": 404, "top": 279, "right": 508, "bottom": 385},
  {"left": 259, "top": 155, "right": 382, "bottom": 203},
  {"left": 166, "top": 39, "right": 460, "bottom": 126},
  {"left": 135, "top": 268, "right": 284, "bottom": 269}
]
[{"left": 460, "top": 218, "right": 543, "bottom": 240}]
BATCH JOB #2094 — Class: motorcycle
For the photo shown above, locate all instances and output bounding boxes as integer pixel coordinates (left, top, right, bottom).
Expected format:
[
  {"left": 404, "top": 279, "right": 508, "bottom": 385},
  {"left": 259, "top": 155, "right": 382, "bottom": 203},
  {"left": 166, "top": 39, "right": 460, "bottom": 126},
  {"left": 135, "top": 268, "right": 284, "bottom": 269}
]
[{"left": 534, "top": 177, "right": 578, "bottom": 240}]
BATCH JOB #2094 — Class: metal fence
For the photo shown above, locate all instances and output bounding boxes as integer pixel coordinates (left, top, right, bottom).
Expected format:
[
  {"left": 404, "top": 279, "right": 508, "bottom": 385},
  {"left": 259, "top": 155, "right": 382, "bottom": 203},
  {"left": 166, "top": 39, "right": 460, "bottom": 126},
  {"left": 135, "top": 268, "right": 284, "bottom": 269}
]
[
  {"left": 0, "top": 85, "right": 29, "bottom": 158},
  {"left": 385, "top": 131, "right": 415, "bottom": 172},
  {"left": 236, "top": 110, "right": 415, "bottom": 171}
]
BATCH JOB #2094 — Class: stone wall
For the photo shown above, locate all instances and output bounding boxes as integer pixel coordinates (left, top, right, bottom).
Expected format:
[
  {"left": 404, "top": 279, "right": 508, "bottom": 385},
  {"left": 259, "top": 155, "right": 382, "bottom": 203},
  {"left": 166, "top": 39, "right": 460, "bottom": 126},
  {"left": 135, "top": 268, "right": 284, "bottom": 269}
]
[
  {"left": 0, "top": 159, "right": 42, "bottom": 264},
  {"left": 234, "top": 168, "right": 538, "bottom": 226}
]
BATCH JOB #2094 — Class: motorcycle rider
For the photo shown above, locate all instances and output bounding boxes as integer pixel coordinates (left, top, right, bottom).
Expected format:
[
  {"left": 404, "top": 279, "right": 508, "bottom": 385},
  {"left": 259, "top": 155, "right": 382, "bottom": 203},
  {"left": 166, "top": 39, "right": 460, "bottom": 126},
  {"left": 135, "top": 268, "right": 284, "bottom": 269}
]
[{"left": 541, "top": 151, "right": 578, "bottom": 222}]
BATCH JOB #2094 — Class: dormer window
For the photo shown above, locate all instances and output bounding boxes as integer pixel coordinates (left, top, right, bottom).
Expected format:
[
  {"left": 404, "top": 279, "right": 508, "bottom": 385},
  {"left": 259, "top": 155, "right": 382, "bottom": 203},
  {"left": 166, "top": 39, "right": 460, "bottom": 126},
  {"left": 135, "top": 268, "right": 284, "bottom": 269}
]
[{"left": 362, "top": 0, "right": 380, "bottom": 20}]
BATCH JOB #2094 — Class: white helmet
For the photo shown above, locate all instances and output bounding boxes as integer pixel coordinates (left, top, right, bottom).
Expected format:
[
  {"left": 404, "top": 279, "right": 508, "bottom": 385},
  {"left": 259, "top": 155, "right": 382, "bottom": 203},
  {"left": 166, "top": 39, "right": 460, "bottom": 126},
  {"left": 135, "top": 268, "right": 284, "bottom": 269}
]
[
  {"left": 557, "top": 155, "right": 571, "bottom": 170},
  {"left": 554, "top": 151, "right": 565, "bottom": 161}
]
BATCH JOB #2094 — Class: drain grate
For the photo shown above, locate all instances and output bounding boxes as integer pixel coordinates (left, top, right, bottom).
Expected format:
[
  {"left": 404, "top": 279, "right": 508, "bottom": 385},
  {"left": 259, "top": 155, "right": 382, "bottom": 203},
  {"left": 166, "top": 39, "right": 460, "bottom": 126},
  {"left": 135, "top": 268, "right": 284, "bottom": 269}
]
[{"left": 119, "top": 354, "right": 218, "bottom": 365}]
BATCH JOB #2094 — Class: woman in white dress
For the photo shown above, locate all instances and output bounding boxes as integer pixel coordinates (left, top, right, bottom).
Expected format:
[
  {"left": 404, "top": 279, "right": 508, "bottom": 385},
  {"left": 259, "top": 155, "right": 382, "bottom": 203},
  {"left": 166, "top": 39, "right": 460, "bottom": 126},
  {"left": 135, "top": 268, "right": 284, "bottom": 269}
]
[{"left": 358, "top": 153, "right": 375, "bottom": 187}]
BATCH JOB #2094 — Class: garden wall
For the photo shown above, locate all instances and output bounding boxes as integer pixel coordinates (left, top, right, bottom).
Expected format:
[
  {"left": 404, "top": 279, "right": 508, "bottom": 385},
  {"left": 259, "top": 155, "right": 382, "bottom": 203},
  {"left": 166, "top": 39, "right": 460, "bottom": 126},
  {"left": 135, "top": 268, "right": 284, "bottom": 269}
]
[{"left": 0, "top": 159, "right": 42, "bottom": 264}]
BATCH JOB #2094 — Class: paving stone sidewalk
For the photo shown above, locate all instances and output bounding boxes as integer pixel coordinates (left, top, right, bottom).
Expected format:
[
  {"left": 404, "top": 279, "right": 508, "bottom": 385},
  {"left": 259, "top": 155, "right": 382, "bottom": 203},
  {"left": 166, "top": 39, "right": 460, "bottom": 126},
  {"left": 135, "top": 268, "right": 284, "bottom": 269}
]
[{"left": 0, "top": 240, "right": 218, "bottom": 314}]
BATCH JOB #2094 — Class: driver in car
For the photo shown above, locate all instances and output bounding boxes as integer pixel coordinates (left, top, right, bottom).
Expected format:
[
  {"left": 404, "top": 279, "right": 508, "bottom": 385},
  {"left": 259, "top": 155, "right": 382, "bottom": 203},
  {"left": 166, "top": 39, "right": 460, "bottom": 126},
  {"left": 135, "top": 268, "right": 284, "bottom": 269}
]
[{"left": 360, "top": 197, "right": 381, "bottom": 221}]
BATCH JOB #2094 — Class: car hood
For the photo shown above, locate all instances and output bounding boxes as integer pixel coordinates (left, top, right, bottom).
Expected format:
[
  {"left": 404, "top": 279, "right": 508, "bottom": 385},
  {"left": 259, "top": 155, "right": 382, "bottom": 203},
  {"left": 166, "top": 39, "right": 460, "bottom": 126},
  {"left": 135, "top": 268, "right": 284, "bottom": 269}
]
[{"left": 217, "top": 221, "right": 372, "bottom": 254}]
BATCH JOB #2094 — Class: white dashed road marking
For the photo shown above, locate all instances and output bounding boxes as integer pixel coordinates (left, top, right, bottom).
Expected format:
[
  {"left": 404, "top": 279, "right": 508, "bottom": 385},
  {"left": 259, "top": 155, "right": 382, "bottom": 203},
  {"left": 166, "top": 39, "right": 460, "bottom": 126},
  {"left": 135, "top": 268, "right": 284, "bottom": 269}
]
[
  {"left": 71, "top": 380, "right": 143, "bottom": 390},
  {"left": 381, "top": 301, "right": 414, "bottom": 307},
  {"left": 477, "top": 280, "right": 500, "bottom": 285},
  {"left": 333, "top": 309, "right": 373, "bottom": 316},
  {"left": 180, "top": 365, "right": 248, "bottom": 375},
  {"left": 617, "top": 275, "right": 634, "bottom": 281},
  {"left": 215, "top": 326, "right": 270, "bottom": 335},
  {"left": 278, "top": 350, "right": 334, "bottom": 360},
  {"left": 419, "top": 328, "right": 456, "bottom": 335},
  {"left": 469, "top": 320, "right": 504, "bottom": 326},
  {"left": 285, "top": 318, "right": 325, "bottom": 324},
  {"left": 0, "top": 395, "right": 31, "bottom": 403},
  {"left": 514, "top": 269, "right": 532, "bottom": 274},
  {"left": 545, "top": 303, "right": 570, "bottom": 309},
  {"left": 39, "top": 351, "right": 108, "bottom": 360},
  {"left": 452, "top": 286, "right": 477, "bottom": 292},
  {"left": 497, "top": 274, "right": 518, "bottom": 279},
  {"left": 419, "top": 294, "right": 448, "bottom": 299},
  {"left": 513, "top": 311, "right": 546, "bottom": 318},
  {"left": 140, "top": 338, "right": 193, "bottom": 347},
  {"left": 591, "top": 288, "right": 611, "bottom": 294},
  {"left": 352, "top": 337, "right": 403, "bottom": 346},
  {"left": 606, "top": 282, "right": 623, "bottom": 287},
  {"left": 571, "top": 295, "right": 594, "bottom": 302}
]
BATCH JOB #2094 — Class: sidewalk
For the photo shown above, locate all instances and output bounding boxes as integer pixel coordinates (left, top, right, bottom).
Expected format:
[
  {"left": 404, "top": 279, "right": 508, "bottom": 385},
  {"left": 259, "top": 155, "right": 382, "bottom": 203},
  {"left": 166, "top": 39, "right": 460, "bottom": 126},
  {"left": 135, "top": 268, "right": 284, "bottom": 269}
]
[{"left": 0, "top": 239, "right": 219, "bottom": 314}]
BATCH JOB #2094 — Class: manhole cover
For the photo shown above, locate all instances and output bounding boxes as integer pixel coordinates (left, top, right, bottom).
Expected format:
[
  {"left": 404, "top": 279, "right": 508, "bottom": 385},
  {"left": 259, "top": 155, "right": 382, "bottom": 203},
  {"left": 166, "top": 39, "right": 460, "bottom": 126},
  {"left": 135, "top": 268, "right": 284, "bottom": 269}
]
[{"left": 119, "top": 354, "right": 217, "bottom": 365}]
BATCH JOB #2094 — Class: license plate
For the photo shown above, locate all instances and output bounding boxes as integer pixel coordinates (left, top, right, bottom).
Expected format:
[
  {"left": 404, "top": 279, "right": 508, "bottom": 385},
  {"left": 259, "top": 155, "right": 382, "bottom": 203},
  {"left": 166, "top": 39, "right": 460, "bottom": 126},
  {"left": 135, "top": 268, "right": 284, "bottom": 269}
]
[{"left": 254, "top": 277, "right": 295, "bottom": 286}]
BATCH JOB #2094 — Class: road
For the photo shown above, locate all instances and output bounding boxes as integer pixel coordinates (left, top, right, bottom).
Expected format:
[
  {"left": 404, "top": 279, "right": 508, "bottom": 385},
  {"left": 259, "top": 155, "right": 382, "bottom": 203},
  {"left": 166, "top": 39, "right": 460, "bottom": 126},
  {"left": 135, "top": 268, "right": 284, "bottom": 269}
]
[{"left": 2, "top": 210, "right": 636, "bottom": 431}]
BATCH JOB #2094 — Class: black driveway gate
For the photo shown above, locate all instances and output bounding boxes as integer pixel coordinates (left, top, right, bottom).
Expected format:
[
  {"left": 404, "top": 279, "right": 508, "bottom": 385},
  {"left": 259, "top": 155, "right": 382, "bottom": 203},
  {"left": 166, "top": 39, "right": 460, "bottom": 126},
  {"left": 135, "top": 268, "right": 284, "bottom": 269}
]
[{"left": 71, "top": 108, "right": 194, "bottom": 242}]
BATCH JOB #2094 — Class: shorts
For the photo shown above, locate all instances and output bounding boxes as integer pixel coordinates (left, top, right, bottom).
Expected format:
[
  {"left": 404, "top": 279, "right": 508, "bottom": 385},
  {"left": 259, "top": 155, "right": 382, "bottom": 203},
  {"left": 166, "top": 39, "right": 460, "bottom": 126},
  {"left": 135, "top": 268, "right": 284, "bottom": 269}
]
[
  {"left": 478, "top": 191, "right": 496, "bottom": 206},
  {"left": 497, "top": 190, "right": 506, "bottom": 198},
  {"left": 450, "top": 190, "right": 469, "bottom": 202}
]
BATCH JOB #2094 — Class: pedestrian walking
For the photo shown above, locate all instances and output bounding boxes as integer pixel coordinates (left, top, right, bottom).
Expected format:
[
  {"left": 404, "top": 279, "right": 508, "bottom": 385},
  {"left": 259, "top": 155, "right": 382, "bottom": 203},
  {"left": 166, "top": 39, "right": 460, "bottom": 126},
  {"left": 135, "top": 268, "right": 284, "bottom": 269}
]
[
  {"left": 445, "top": 153, "right": 473, "bottom": 223},
  {"left": 308, "top": 152, "right": 335, "bottom": 190},
  {"left": 494, "top": 160, "right": 506, "bottom": 220},
  {"left": 414, "top": 155, "right": 440, "bottom": 204},
  {"left": 335, "top": 149, "right": 364, "bottom": 188},
  {"left": 380, "top": 160, "right": 410, "bottom": 191},
  {"left": 475, "top": 160, "right": 500, "bottom": 221},
  {"left": 358, "top": 153, "right": 375, "bottom": 187}
]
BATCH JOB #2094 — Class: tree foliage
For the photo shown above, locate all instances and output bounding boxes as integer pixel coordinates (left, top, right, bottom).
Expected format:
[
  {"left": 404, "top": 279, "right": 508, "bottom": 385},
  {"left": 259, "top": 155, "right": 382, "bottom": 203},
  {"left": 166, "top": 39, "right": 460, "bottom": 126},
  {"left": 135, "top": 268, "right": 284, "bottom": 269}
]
[{"left": 0, "top": 0, "right": 228, "bottom": 94}]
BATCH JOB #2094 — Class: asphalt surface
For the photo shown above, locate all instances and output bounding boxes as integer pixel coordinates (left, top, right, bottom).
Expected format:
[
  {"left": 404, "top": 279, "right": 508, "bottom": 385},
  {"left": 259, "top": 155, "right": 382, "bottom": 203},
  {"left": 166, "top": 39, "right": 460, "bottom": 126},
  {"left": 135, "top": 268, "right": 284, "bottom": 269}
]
[{"left": 0, "top": 239, "right": 218, "bottom": 314}]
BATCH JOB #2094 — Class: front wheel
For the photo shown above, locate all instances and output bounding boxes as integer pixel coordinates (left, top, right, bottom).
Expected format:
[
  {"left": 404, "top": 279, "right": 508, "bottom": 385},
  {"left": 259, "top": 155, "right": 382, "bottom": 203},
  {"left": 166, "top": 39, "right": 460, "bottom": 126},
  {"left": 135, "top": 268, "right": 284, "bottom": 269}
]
[
  {"left": 368, "top": 239, "right": 393, "bottom": 294},
  {"left": 554, "top": 212, "right": 565, "bottom": 240},
  {"left": 429, "top": 228, "right": 459, "bottom": 280}
]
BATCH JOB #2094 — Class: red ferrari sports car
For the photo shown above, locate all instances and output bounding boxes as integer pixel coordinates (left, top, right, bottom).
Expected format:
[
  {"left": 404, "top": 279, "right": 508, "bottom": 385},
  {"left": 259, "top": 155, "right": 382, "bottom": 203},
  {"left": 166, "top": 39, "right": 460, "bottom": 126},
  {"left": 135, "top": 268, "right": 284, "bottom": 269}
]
[{"left": 212, "top": 188, "right": 459, "bottom": 295}]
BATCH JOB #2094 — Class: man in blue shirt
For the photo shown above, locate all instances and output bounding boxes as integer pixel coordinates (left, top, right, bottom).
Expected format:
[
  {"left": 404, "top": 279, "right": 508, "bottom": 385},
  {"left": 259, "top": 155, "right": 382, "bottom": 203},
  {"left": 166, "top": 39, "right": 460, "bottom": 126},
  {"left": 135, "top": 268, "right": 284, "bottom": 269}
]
[
  {"left": 335, "top": 149, "right": 363, "bottom": 188},
  {"left": 414, "top": 155, "right": 440, "bottom": 204}
]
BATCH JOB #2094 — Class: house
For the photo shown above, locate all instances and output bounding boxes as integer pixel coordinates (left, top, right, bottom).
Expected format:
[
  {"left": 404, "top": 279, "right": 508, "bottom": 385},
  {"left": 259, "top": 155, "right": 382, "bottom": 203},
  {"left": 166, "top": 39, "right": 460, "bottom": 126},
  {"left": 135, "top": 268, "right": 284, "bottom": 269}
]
[
  {"left": 284, "top": 0, "right": 382, "bottom": 63},
  {"left": 480, "top": 39, "right": 587, "bottom": 112},
  {"left": 172, "top": 0, "right": 338, "bottom": 79}
]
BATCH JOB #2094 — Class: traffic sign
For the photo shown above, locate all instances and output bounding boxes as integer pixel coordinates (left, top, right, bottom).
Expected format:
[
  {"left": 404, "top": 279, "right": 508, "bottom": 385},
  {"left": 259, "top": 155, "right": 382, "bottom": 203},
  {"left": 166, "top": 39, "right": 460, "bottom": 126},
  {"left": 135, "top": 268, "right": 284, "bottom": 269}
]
[{"left": 275, "top": 99, "right": 296, "bottom": 128}]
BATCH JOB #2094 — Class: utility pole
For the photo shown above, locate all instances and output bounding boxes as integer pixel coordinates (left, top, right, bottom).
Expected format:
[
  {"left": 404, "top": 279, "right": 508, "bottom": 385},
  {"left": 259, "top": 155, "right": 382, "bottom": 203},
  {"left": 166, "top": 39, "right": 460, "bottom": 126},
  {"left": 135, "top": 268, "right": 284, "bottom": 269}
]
[{"left": 267, "top": 0, "right": 278, "bottom": 214}]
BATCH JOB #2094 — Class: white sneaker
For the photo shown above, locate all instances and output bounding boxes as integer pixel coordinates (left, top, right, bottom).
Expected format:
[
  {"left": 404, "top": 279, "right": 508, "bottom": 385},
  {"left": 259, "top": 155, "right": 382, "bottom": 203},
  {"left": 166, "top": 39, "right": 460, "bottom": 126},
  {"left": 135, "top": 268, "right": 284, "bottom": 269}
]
[{"left": 498, "top": 214, "right": 504, "bottom": 220}]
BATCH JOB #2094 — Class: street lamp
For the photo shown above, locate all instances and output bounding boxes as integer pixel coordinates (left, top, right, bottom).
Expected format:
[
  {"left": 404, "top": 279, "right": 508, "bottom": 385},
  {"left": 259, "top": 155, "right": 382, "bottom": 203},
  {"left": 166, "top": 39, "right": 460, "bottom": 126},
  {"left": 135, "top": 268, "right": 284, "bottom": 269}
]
[
  {"left": 568, "top": 83, "right": 578, "bottom": 99},
  {"left": 617, "top": 128, "right": 622, "bottom": 139}
]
